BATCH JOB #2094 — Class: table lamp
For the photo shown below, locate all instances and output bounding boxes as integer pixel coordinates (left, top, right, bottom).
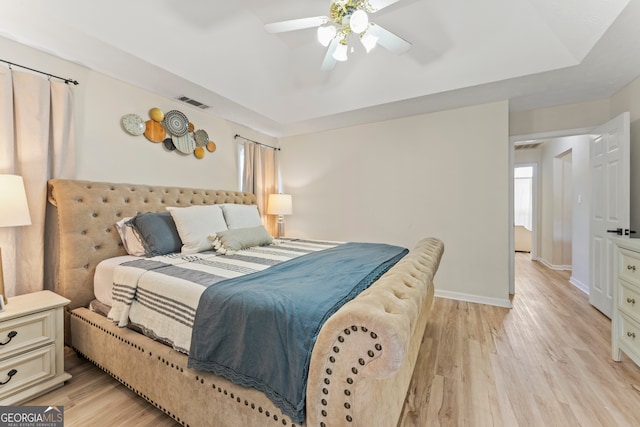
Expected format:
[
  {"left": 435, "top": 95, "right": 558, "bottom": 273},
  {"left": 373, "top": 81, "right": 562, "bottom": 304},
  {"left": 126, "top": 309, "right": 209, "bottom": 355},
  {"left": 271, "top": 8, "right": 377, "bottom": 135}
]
[
  {"left": 267, "top": 194, "right": 292, "bottom": 238},
  {"left": 0, "top": 174, "right": 32, "bottom": 305}
]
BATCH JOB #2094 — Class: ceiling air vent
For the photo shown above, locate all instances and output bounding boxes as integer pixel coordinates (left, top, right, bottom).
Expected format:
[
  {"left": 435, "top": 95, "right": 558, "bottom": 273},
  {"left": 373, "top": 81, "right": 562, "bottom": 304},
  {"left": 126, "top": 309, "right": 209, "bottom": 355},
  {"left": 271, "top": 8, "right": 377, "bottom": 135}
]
[{"left": 176, "top": 95, "right": 210, "bottom": 110}]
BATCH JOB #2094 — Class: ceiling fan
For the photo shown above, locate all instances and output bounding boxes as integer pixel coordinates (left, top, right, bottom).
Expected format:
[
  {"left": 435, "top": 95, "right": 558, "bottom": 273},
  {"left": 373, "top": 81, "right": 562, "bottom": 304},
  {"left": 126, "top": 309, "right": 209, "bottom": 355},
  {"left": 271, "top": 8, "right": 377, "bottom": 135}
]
[{"left": 264, "top": 0, "right": 411, "bottom": 70}]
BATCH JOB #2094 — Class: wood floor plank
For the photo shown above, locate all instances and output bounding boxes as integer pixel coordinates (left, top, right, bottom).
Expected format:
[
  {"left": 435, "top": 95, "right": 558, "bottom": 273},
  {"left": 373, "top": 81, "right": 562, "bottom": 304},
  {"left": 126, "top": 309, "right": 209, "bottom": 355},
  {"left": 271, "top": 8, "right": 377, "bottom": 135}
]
[{"left": 24, "top": 254, "right": 640, "bottom": 426}]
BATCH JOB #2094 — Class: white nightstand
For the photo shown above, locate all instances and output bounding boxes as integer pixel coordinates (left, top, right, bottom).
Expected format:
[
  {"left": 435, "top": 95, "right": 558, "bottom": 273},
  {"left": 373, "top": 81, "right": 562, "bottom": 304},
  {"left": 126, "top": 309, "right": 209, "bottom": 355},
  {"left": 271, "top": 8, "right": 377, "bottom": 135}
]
[{"left": 0, "top": 290, "right": 71, "bottom": 404}]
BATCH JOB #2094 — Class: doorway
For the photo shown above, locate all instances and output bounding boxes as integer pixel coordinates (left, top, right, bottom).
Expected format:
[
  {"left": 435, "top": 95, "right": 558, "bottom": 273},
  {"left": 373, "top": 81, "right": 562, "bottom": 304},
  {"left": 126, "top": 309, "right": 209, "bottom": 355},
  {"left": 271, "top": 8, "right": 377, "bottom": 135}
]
[
  {"left": 509, "top": 113, "right": 630, "bottom": 311},
  {"left": 514, "top": 165, "right": 535, "bottom": 254},
  {"left": 510, "top": 133, "right": 592, "bottom": 296}
]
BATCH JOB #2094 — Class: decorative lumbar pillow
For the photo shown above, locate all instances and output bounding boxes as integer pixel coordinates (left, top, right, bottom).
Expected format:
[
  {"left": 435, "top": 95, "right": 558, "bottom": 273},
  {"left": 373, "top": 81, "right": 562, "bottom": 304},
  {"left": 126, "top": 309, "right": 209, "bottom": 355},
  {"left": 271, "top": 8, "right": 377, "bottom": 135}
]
[
  {"left": 115, "top": 217, "right": 146, "bottom": 257},
  {"left": 220, "top": 204, "right": 263, "bottom": 229},
  {"left": 167, "top": 205, "right": 228, "bottom": 254},
  {"left": 209, "top": 226, "right": 273, "bottom": 255},
  {"left": 127, "top": 212, "right": 182, "bottom": 257}
]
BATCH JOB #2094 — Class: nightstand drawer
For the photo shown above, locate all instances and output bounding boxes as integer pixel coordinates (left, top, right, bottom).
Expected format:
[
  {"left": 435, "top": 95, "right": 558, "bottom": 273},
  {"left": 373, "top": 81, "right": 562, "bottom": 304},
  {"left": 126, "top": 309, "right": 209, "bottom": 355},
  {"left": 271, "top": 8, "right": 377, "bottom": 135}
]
[
  {"left": 619, "top": 249, "right": 640, "bottom": 286},
  {"left": 0, "top": 310, "right": 54, "bottom": 360},
  {"left": 0, "top": 344, "right": 54, "bottom": 402},
  {"left": 619, "top": 282, "right": 640, "bottom": 322}
]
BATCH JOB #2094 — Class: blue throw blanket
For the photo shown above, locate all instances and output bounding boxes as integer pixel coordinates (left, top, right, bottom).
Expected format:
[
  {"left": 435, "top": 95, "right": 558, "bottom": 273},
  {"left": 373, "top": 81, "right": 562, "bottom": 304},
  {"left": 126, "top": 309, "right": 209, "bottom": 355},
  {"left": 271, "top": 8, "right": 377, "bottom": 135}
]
[{"left": 187, "top": 242, "right": 408, "bottom": 422}]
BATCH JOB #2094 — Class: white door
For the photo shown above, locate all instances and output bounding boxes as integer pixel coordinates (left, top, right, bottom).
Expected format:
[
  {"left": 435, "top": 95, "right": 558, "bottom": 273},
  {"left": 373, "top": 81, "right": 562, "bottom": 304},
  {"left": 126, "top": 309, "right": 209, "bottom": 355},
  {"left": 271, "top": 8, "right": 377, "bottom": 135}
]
[{"left": 590, "top": 112, "right": 630, "bottom": 317}]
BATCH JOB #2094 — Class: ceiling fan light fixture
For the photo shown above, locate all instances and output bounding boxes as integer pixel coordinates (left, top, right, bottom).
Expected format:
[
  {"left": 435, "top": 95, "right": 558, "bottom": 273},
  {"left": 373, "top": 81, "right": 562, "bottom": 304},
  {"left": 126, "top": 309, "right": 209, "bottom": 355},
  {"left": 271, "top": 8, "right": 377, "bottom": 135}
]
[
  {"left": 265, "top": 0, "right": 411, "bottom": 69},
  {"left": 349, "top": 9, "right": 369, "bottom": 34},
  {"left": 317, "top": 25, "right": 337, "bottom": 47},
  {"left": 333, "top": 43, "right": 349, "bottom": 61},
  {"left": 360, "top": 32, "right": 378, "bottom": 53}
]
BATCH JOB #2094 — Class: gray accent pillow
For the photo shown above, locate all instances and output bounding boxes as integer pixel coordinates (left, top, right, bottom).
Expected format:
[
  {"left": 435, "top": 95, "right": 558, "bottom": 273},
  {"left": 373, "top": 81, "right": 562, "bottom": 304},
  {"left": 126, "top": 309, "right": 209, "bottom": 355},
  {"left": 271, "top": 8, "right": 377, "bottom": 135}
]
[
  {"left": 127, "top": 212, "right": 182, "bottom": 257},
  {"left": 209, "top": 226, "right": 273, "bottom": 254},
  {"left": 220, "top": 204, "right": 263, "bottom": 229}
]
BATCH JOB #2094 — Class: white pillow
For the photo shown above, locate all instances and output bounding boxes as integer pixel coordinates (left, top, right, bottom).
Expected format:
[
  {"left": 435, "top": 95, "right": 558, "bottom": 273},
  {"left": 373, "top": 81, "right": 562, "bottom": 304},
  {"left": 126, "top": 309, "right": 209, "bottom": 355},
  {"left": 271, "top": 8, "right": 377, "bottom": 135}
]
[
  {"left": 167, "top": 205, "right": 228, "bottom": 254},
  {"left": 115, "top": 217, "right": 146, "bottom": 256},
  {"left": 221, "top": 204, "right": 263, "bottom": 229}
]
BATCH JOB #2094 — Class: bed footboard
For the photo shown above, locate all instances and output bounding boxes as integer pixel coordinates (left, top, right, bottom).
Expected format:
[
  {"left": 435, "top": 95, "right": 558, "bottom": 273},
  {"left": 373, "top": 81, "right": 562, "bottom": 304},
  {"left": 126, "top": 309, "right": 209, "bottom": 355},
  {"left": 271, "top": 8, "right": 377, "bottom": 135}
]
[
  {"left": 306, "top": 237, "right": 443, "bottom": 427},
  {"left": 70, "top": 307, "right": 299, "bottom": 427}
]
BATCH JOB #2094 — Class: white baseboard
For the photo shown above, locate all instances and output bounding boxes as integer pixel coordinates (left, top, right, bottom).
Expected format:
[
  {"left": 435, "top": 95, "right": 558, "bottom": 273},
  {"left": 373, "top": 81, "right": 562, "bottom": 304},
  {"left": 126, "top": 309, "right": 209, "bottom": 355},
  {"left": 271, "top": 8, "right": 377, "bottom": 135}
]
[
  {"left": 536, "top": 257, "right": 572, "bottom": 271},
  {"left": 569, "top": 276, "right": 589, "bottom": 295},
  {"left": 434, "top": 289, "right": 513, "bottom": 308}
]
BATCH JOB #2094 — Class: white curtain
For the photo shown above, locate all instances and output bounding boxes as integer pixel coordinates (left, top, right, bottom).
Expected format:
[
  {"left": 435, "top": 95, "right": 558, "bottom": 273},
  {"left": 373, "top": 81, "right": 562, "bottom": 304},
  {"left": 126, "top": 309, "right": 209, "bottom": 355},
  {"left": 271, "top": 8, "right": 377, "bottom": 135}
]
[
  {"left": 241, "top": 141, "right": 278, "bottom": 236},
  {"left": 514, "top": 173, "right": 533, "bottom": 231},
  {"left": 0, "top": 67, "right": 75, "bottom": 297}
]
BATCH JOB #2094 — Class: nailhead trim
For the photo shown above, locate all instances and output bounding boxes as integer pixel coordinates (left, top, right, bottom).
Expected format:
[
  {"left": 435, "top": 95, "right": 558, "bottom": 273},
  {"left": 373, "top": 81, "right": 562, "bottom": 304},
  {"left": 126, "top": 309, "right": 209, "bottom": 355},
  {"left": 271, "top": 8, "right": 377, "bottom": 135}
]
[
  {"left": 318, "top": 324, "right": 383, "bottom": 425},
  {"left": 71, "top": 311, "right": 296, "bottom": 426},
  {"left": 70, "top": 312, "right": 189, "bottom": 427}
]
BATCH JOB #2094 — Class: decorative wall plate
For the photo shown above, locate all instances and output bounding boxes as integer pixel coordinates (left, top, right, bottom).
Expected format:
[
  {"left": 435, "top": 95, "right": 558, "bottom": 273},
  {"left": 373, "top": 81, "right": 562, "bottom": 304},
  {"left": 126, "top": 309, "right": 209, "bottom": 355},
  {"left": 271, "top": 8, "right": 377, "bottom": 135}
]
[
  {"left": 206, "top": 141, "right": 217, "bottom": 152},
  {"left": 172, "top": 132, "right": 196, "bottom": 154},
  {"left": 144, "top": 120, "right": 166, "bottom": 142},
  {"left": 163, "top": 137, "right": 176, "bottom": 151},
  {"left": 163, "top": 110, "right": 189, "bottom": 136},
  {"left": 194, "top": 146, "right": 205, "bottom": 159},
  {"left": 122, "top": 114, "right": 146, "bottom": 136},
  {"left": 194, "top": 129, "right": 209, "bottom": 147},
  {"left": 149, "top": 107, "right": 164, "bottom": 122}
]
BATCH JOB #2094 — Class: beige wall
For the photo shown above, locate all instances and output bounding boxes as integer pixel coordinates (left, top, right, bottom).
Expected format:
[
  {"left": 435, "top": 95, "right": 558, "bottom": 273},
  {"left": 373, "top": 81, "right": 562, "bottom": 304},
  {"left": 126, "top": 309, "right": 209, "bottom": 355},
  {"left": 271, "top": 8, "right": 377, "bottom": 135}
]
[
  {"left": 279, "top": 101, "right": 512, "bottom": 306},
  {"left": 1, "top": 36, "right": 276, "bottom": 190},
  {"left": 509, "top": 98, "right": 610, "bottom": 137}
]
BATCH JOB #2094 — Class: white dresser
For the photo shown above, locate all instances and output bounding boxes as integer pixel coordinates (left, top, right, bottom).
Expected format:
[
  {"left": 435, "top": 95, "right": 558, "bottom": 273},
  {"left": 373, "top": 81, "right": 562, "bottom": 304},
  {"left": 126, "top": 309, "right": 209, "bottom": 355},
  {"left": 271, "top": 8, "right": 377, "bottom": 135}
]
[
  {"left": 612, "top": 238, "right": 640, "bottom": 366},
  {"left": 0, "top": 290, "right": 71, "bottom": 404}
]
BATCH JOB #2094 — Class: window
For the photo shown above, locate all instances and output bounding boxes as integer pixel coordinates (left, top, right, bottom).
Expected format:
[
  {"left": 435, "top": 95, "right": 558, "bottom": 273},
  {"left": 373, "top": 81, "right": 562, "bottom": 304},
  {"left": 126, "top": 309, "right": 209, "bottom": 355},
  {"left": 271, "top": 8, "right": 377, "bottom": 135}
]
[{"left": 514, "top": 166, "right": 533, "bottom": 230}]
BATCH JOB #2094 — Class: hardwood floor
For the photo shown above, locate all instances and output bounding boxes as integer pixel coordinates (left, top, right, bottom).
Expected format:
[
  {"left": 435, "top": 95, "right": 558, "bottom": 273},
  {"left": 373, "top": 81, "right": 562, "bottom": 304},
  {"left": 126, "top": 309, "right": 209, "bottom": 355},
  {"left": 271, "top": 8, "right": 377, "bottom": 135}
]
[
  {"left": 399, "top": 253, "right": 640, "bottom": 427},
  {"left": 26, "top": 254, "right": 640, "bottom": 426}
]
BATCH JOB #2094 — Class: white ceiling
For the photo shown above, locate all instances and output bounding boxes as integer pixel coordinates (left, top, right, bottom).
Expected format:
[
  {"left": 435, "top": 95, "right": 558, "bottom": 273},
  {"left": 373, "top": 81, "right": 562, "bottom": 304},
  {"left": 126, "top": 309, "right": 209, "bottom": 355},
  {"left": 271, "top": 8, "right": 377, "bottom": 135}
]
[{"left": 1, "top": 0, "right": 639, "bottom": 137}]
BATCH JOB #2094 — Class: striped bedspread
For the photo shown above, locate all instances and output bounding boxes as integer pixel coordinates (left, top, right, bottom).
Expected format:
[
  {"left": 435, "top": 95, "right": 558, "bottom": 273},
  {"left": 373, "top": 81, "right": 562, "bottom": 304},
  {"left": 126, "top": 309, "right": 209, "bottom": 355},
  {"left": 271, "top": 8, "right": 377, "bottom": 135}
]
[{"left": 107, "top": 239, "right": 340, "bottom": 353}]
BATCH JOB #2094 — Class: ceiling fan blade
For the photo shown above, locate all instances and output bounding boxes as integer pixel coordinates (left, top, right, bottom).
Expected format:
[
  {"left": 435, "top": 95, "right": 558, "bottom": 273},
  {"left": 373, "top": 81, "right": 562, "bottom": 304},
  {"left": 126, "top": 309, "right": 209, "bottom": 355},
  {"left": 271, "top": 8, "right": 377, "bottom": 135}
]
[
  {"left": 367, "top": 23, "right": 411, "bottom": 55},
  {"left": 367, "top": 0, "right": 402, "bottom": 12},
  {"left": 321, "top": 38, "right": 339, "bottom": 70},
  {"left": 264, "top": 16, "right": 328, "bottom": 33}
]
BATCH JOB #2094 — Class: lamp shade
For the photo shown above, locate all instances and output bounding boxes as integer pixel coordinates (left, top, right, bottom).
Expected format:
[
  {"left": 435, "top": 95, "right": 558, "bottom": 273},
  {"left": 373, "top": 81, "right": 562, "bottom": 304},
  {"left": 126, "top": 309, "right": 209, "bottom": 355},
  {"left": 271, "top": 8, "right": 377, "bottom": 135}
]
[
  {"left": 267, "top": 194, "right": 293, "bottom": 216},
  {"left": 0, "top": 175, "right": 32, "bottom": 227}
]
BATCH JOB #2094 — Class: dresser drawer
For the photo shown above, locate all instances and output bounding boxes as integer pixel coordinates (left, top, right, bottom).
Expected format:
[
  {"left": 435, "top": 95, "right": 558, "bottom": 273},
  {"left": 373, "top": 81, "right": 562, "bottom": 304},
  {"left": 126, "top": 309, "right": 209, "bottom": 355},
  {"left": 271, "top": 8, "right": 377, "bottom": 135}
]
[
  {"left": 619, "top": 249, "right": 640, "bottom": 286},
  {"left": 0, "top": 310, "right": 54, "bottom": 360},
  {"left": 618, "top": 282, "right": 640, "bottom": 321},
  {"left": 0, "top": 344, "right": 55, "bottom": 402}
]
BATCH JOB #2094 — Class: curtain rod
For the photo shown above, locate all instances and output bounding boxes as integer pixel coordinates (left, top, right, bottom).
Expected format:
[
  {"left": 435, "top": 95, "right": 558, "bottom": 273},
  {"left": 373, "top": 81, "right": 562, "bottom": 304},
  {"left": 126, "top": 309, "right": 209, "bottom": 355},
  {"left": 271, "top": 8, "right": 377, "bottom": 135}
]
[
  {"left": 0, "top": 59, "right": 79, "bottom": 85},
  {"left": 234, "top": 134, "right": 281, "bottom": 151}
]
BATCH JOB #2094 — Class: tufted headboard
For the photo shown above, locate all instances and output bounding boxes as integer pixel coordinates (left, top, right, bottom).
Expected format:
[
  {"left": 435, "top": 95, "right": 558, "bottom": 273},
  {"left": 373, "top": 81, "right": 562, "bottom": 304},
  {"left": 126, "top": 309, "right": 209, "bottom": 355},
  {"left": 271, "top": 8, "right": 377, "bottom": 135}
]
[{"left": 46, "top": 179, "right": 257, "bottom": 312}]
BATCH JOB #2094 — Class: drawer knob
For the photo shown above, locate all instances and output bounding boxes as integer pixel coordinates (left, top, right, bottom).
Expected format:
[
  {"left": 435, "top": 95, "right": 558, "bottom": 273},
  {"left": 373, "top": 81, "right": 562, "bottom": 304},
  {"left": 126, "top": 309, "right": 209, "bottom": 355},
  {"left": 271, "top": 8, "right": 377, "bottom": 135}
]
[
  {"left": 0, "top": 369, "right": 17, "bottom": 386},
  {"left": 628, "top": 265, "right": 637, "bottom": 271},
  {"left": 628, "top": 298, "right": 636, "bottom": 305},
  {"left": 0, "top": 331, "right": 17, "bottom": 346},
  {"left": 628, "top": 332, "right": 637, "bottom": 339}
]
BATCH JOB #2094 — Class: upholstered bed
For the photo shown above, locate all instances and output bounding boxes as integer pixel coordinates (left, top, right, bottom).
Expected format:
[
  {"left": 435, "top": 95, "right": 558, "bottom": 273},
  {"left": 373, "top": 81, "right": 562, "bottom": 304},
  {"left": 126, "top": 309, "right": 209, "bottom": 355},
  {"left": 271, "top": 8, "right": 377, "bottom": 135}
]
[{"left": 46, "top": 178, "right": 444, "bottom": 427}]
